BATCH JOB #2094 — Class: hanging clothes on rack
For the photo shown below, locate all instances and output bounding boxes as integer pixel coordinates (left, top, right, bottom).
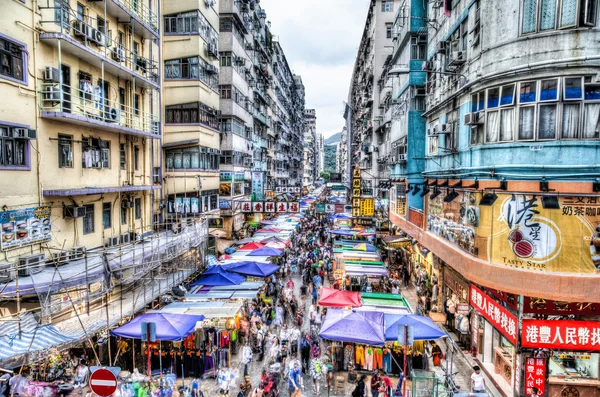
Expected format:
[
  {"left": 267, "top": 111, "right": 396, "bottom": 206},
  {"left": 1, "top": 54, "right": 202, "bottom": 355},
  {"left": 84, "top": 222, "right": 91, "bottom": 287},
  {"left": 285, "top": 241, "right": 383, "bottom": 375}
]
[{"left": 344, "top": 344, "right": 354, "bottom": 370}]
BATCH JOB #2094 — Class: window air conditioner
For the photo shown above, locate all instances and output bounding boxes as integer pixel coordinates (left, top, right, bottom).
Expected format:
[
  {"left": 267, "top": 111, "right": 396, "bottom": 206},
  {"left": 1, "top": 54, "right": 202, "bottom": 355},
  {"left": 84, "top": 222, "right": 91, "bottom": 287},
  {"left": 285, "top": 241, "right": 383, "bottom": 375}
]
[
  {"left": 91, "top": 28, "right": 106, "bottom": 46},
  {"left": 70, "top": 246, "right": 86, "bottom": 261},
  {"left": 104, "top": 107, "right": 121, "bottom": 123},
  {"left": 64, "top": 206, "right": 86, "bottom": 218},
  {"left": 121, "top": 233, "right": 131, "bottom": 244},
  {"left": 18, "top": 254, "right": 46, "bottom": 277},
  {"left": 122, "top": 200, "right": 135, "bottom": 208},
  {"left": 0, "top": 262, "right": 16, "bottom": 282},
  {"left": 112, "top": 47, "right": 125, "bottom": 62},
  {"left": 450, "top": 51, "right": 465, "bottom": 65},
  {"left": 105, "top": 236, "right": 120, "bottom": 247},
  {"left": 206, "top": 64, "right": 218, "bottom": 74},
  {"left": 44, "top": 66, "right": 60, "bottom": 83},
  {"left": 44, "top": 86, "right": 62, "bottom": 104},
  {"left": 73, "top": 20, "right": 90, "bottom": 39},
  {"left": 398, "top": 154, "right": 407, "bottom": 161},
  {"left": 436, "top": 41, "right": 448, "bottom": 54},
  {"left": 50, "top": 251, "right": 70, "bottom": 266}
]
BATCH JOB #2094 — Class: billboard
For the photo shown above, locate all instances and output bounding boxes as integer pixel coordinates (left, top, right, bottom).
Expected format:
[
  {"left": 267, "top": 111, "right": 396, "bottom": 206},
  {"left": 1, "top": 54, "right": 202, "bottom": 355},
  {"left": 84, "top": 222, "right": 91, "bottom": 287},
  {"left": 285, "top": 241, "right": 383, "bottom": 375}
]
[{"left": 1, "top": 206, "right": 52, "bottom": 251}]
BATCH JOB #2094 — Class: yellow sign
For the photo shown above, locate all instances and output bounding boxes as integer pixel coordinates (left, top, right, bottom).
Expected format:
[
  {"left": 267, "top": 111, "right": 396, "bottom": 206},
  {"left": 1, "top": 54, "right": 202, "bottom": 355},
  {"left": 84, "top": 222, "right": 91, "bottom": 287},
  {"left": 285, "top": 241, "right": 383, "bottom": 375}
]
[
  {"left": 353, "top": 188, "right": 361, "bottom": 197},
  {"left": 360, "top": 198, "right": 375, "bottom": 217},
  {"left": 352, "top": 198, "right": 361, "bottom": 208},
  {"left": 353, "top": 179, "right": 361, "bottom": 188},
  {"left": 397, "top": 197, "right": 407, "bottom": 217},
  {"left": 352, "top": 207, "right": 360, "bottom": 217},
  {"left": 353, "top": 168, "right": 361, "bottom": 178}
]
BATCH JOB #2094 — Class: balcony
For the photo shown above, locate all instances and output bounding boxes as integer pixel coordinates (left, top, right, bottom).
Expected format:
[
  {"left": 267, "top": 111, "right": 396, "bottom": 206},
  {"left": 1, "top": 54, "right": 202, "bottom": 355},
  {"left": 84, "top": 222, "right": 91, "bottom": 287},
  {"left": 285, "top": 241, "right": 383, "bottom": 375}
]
[
  {"left": 39, "top": 18, "right": 158, "bottom": 89},
  {"left": 252, "top": 109, "right": 270, "bottom": 127},
  {"left": 40, "top": 82, "right": 160, "bottom": 139},
  {"left": 105, "top": 0, "right": 159, "bottom": 38}
]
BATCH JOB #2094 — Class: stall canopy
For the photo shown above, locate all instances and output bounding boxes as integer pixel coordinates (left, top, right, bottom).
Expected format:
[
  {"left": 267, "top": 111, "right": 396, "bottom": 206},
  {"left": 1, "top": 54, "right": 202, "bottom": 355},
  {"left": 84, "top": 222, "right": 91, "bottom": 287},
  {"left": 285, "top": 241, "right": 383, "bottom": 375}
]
[
  {"left": 329, "top": 229, "right": 356, "bottom": 236},
  {"left": 318, "top": 288, "right": 362, "bottom": 308},
  {"left": 352, "top": 243, "right": 378, "bottom": 252},
  {"left": 260, "top": 236, "right": 288, "bottom": 244},
  {"left": 247, "top": 246, "right": 284, "bottom": 257},
  {"left": 239, "top": 242, "right": 266, "bottom": 251},
  {"left": 384, "top": 314, "right": 447, "bottom": 341},
  {"left": 191, "top": 267, "right": 246, "bottom": 286},
  {"left": 265, "top": 242, "right": 287, "bottom": 249},
  {"left": 111, "top": 313, "right": 204, "bottom": 341},
  {"left": 319, "top": 309, "right": 385, "bottom": 346},
  {"left": 223, "top": 261, "right": 280, "bottom": 277}
]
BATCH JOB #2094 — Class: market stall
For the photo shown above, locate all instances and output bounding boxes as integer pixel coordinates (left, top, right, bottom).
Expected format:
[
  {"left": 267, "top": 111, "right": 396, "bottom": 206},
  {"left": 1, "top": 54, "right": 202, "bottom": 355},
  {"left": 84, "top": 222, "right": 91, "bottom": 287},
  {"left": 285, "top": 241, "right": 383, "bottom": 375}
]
[{"left": 358, "top": 292, "right": 412, "bottom": 314}]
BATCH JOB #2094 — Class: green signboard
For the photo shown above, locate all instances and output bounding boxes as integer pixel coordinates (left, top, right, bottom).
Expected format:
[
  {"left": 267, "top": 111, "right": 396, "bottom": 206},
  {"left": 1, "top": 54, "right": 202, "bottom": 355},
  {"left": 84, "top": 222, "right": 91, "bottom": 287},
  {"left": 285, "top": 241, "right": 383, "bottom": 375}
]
[
  {"left": 316, "top": 204, "right": 326, "bottom": 213},
  {"left": 331, "top": 185, "right": 346, "bottom": 191}
]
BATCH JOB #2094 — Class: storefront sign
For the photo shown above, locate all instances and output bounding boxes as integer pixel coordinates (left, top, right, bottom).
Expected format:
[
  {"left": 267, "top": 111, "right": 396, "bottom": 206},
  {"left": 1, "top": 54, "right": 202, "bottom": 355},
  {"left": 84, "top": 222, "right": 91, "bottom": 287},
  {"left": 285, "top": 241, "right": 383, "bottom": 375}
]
[
  {"left": 522, "top": 320, "right": 600, "bottom": 350},
  {"left": 1, "top": 206, "right": 52, "bottom": 251},
  {"left": 219, "top": 172, "right": 232, "bottom": 182},
  {"left": 487, "top": 289, "right": 518, "bottom": 311},
  {"left": 524, "top": 357, "right": 546, "bottom": 396},
  {"left": 325, "top": 204, "right": 335, "bottom": 213},
  {"left": 444, "top": 267, "right": 470, "bottom": 303},
  {"left": 470, "top": 285, "right": 518, "bottom": 344},
  {"left": 523, "top": 297, "right": 599, "bottom": 315},
  {"left": 316, "top": 204, "right": 326, "bottom": 213},
  {"left": 330, "top": 173, "right": 342, "bottom": 183},
  {"left": 334, "top": 204, "right": 345, "bottom": 213},
  {"left": 397, "top": 197, "right": 407, "bottom": 217},
  {"left": 354, "top": 217, "right": 375, "bottom": 227},
  {"left": 239, "top": 201, "right": 299, "bottom": 213},
  {"left": 360, "top": 198, "right": 375, "bottom": 217},
  {"left": 251, "top": 171, "right": 265, "bottom": 201}
]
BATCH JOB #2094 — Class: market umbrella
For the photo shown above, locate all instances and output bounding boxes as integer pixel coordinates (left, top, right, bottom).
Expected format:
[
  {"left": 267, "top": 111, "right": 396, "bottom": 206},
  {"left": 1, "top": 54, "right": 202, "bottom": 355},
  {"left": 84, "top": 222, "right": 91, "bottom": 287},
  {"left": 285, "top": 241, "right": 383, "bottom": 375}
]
[
  {"left": 319, "top": 309, "right": 385, "bottom": 346},
  {"left": 239, "top": 242, "right": 266, "bottom": 250},
  {"left": 247, "top": 246, "right": 284, "bottom": 257},
  {"left": 225, "top": 261, "right": 280, "bottom": 277},
  {"left": 318, "top": 288, "right": 362, "bottom": 308},
  {"left": 260, "top": 236, "right": 288, "bottom": 244},
  {"left": 384, "top": 314, "right": 447, "bottom": 341},
  {"left": 352, "top": 243, "right": 378, "bottom": 252},
  {"left": 265, "top": 241, "right": 287, "bottom": 249},
  {"left": 224, "top": 247, "right": 237, "bottom": 254},
  {"left": 191, "top": 267, "right": 246, "bottom": 287},
  {"left": 111, "top": 313, "right": 204, "bottom": 341},
  {"left": 260, "top": 220, "right": 277, "bottom": 225},
  {"left": 218, "top": 254, "right": 232, "bottom": 261},
  {"left": 206, "top": 254, "right": 220, "bottom": 267}
]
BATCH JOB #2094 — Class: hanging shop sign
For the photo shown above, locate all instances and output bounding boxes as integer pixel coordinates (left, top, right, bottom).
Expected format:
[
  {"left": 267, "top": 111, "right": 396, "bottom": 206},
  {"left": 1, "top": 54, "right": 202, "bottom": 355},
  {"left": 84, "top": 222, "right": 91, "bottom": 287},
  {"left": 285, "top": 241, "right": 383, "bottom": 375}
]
[
  {"left": 240, "top": 202, "right": 299, "bottom": 213},
  {"left": 524, "top": 357, "right": 546, "bottom": 396},
  {"left": 316, "top": 204, "right": 326, "bottom": 213},
  {"left": 353, "top": 217, "right": 375, "bottom": 227},
  {"left": 251, "top": 171, "right": 265, "bottom": 201},
  {"left": 1, "top": 206, "right": 52, "bottom": 251},
  {"left": 470, "top": 285, "right": 518, "bottom": 344},
  {"left": 275, "top": 187, "right": 301, "bottom": 193},
  {"left": 523, "top": 297, "right": 599, "bottom": 315},
  {"left": 522, "top": 319, "right": 600, "bottom": 351},
  {"left": 219, "top": 172, "right": 232, "bottom": 182},
  {"left": 360, "top": 198, "right": 375, "bottom": 217},
  {"left": 325, "top": 204, "right": 335, "bottom": 213}
]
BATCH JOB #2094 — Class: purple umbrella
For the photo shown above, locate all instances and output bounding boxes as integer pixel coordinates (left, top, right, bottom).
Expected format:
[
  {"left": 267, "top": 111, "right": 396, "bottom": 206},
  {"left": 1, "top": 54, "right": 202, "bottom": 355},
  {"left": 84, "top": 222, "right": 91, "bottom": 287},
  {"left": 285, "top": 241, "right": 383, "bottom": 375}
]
[
  {"left": 225, "top": 261, "right": 280, "bottom": 277},
  {"left": 111, "top": 313, "right": 204, "bottom": 341},
  {"left": 247, "top": 246, "right": 284, "bottom": 257},
  {"left": 319, "top": 309, "right": 385, "bottom": 345},
  {"left": 191, "top": 267, "right": 246, "bottom": 286}
]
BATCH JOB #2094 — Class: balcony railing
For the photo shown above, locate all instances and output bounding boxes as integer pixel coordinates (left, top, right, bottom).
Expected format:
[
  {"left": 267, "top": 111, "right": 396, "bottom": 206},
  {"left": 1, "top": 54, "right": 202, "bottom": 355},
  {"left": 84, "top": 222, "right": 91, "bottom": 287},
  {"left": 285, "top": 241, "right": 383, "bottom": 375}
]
[
  {"left": 40, "top": 82, "right": 159, "bottom": 138},
  {"left": 109, "top": 0, "right": 159, "bottom": 37},
  {"left": 252, "top": 109, "right": 270, "bottom": 127}
]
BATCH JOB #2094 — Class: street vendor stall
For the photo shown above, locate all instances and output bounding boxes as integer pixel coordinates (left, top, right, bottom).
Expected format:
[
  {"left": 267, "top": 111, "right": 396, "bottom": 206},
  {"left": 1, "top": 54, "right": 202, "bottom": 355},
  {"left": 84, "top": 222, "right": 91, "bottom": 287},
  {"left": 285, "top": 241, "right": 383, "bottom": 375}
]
[
  {"left": 358, "top": 292, "right": 412, "bottom": 314},
  {"left": 318, "top": 288, "right": 362, "bottom": 308}
]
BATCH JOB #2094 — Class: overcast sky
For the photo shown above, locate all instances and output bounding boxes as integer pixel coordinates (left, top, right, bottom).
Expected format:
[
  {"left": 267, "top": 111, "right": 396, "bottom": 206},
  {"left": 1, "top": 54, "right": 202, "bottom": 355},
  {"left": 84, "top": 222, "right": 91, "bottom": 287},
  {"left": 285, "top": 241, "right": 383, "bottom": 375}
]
[{"left": 259, "top": 0, "right": 370, "bottom": 139}]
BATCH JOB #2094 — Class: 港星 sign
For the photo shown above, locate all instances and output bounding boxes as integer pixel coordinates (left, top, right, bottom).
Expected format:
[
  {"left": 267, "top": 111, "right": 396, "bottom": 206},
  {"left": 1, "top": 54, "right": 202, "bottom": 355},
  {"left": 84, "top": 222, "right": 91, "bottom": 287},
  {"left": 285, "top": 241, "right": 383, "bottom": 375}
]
[
  {"left": 1, "top": 206, "right": 52, "bottom": 251},
  {"left": 522, "top": 319, "right": 600, "bottom": 351},
  {"left": 524, "top": 357, "right": 546, "bottom": 396},
  {"left": 470, "top": 285, "right": 518, "bottom": 344}
]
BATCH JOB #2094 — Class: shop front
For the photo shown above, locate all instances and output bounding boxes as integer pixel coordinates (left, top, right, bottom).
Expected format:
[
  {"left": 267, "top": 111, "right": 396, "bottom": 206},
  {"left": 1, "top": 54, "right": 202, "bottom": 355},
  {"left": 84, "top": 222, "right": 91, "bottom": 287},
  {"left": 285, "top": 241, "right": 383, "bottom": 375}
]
[
  {"left": 441, "top": 265, "right": 471, "bottom": 347},
  {"left": 470, "top": 285, "right": 518, "bottom": 397}
]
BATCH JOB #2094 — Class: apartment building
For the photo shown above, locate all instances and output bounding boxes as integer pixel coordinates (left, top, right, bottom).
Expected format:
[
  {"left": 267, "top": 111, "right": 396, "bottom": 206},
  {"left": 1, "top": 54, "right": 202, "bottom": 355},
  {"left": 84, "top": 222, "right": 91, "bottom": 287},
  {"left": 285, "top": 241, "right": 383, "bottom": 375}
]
[
  {"left": 317, "top": 133, "right": 324, "bottom": 176},
  {"left": 161, "top": 0, "right": 221, "bottom": 222},
  {"left": 0, "top": 0, "right": 208, "bottom": 365},
  {"left": 346, "top": 0, "right": 401, "bottom": 200},
  {"left": 303, "top": 108, "right": 317, "bottom": 187},
  {"left": 385, "top": 1, "right": 600, "bottom": 396}
]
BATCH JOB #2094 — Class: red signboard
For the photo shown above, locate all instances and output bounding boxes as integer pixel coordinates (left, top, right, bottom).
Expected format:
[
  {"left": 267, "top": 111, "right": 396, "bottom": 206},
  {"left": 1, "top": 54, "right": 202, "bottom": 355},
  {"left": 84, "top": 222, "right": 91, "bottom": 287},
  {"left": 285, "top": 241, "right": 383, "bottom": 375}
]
[
  {"left": 335, "top": 204, "right": 344, "bottom": 213},
  {"left": 523, "top": 297, "right": 599, "bottom": 315},
  {"left": 524, "top": 357, "right": 546, "bottom": 396},
  {"left": 89, "top": 368, "right": 118, "bottom": 397},
  {"left": 470, "top": 285, "right": 518, "bottom": 344},
  {"left": 522, "top": 320, "right": 600, "bottom": 351}
]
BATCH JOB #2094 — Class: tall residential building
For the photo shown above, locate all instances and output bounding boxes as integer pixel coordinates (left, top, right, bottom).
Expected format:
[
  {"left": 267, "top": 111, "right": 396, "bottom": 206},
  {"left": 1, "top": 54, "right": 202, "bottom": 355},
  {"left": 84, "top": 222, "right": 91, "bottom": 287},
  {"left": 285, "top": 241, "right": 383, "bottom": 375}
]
[
  {"left": 217, "top": 1, "right": 305, "bottom": 237},
  {"left": 162, "top": 1, "right": 221, "bottom": 223},
  {"left": 0, "top": 0, "right": 208, "bottom": 365},
  {"left": 386, "top": 1, "right": 600, "bottom": 396},
  {"left": 336, "top": 126, "right": 349, "bottom": 177},
  {"left": 303, "top": 108, "right": 317, "bottom": 186},
  {"left": 317, "top": 133, "right": 325, "bottom": 175},
  {"left": 346, "top": 0, "right": 400, "bottom": 200}
]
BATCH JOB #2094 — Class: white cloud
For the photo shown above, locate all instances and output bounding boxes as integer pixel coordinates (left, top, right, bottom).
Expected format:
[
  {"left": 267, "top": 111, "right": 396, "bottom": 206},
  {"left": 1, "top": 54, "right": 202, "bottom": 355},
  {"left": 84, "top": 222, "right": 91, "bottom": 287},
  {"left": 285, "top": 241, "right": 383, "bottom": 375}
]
[{"left": 259, "top": 0, "right": 370, "bottom": 138}]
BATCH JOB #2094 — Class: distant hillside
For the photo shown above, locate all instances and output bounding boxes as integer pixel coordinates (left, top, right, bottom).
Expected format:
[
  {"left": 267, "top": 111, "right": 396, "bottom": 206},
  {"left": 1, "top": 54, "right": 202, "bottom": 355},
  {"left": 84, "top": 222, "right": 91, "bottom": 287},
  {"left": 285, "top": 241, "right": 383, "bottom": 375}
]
[
  {"left": 324, "top": 132, "right": 341, "bottom": 145},
  {"left": 324, "top": 144, "right": 337, "bottom": 173}
]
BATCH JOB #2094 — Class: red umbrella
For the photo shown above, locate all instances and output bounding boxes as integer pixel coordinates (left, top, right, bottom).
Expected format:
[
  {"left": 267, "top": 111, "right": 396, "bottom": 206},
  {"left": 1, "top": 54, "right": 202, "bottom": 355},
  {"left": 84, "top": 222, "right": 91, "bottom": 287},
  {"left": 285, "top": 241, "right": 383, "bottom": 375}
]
[{"left": 239, "top": 242, "right": 266, "bottom": 250}]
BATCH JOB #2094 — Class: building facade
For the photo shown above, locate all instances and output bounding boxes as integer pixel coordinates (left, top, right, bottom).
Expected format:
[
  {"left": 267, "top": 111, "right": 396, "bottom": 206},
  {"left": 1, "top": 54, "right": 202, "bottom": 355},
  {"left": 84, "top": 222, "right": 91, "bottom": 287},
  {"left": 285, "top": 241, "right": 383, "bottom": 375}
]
[
  {"left": 317, "top": 132, "right": 325, "bottom": 176},
  {"left": 0, "top": 0, "right": 209, "bottom": 365},
  {"left": 385, "top": 1, "right": 600, "bottom": 396},
  {"left": 303, "top": 108, "right": 317, "bottom": 186}
]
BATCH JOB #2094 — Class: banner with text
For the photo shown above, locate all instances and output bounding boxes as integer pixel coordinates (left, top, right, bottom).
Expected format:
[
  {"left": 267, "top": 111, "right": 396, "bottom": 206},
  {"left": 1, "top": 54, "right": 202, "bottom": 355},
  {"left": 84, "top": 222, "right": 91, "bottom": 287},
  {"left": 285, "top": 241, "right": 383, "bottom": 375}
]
[{"left": 470, "top": 285, "right": 518, "bottom": 344}]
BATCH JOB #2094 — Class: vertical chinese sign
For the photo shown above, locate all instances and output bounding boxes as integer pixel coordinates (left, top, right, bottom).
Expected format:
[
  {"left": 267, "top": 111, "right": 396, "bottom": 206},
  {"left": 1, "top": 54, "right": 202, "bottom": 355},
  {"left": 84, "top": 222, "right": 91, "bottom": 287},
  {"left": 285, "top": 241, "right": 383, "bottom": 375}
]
[
  {"left": 524, "top": 357, "right": 546, "bottom": 396},
  {"left": 252, "top": 171, "right": 265, "bottom": 201}
]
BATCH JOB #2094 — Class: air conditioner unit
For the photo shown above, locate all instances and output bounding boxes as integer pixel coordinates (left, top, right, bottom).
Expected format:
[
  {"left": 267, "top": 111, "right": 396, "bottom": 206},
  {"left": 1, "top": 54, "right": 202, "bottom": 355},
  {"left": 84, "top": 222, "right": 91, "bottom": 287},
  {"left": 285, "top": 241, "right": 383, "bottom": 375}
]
[
  {"left": 43, "top": 86, "right": 62, "bottom": 104},
  {"left": 135, "top": 56, "right": 148, "bottom": 72},
  {"left": 73, "top": 20, "right": 90, "bottom": 39},
  {"left": 0, "top": 262, "right": 16, "bottom": 282},
  {"left": 122, "top": 200, "right": 134, "bottom": 208},
  {"left": 44, "top": 66, "right": 60, "bottom": 83},
  {"left": 464, "top": 112, "right": 474, "bottom": 125},
  {"left": 91, "top": 28, "right": 106, "bottom": 46},
  {"left": 439, "top": 123, "right": 450, "bottom": 133},
  {"left": 13, "top": 128, "right": 28, "bottom": 138},
  {"left": 206, "top": 64, "right": 218, "bottom": 74},
  {"left": 49, "top": 251, "right": 69, "bottom": 266},
  {"left": 235, "top": 57, "right": 246, "bottom": 66},
  {"left": 104, "top": 107, "right": 120, "bottom": 123},
  {"left": 205, "top": 0, "right": 215, "bottom": 7},
  {"left": 105, "top": 236, "right": 120, "bottom": 247},
  {"left": 389, "top": 156, "right": 397, "bottom": 163},
  {"left": 449, "top": 51, "right": 465, "bottom": 65},
  {"left": 18, "top": 254, "right": 46, "bottom": 277},
  {"left": 70, "top": 246, "right": 86, "bottom": 261},
  {"left": 64, "top": 206, "right": 86, "bottom": 218},
  {"left": 112, "top": 46, "right": 125, "bottom": 62},
  {"left": 121, "top": 233, "right": 131, "bottom": 244},
  {"left": 206, "top": 43, "right": 218, "bottom": 58}
]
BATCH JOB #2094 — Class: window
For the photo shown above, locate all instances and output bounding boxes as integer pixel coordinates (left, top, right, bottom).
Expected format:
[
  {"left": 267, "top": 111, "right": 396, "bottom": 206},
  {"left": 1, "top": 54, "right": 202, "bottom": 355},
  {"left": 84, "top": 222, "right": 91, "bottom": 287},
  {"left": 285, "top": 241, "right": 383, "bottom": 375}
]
[
  {"left": 0, "top": 125, "right": 28, "bottom": 168},
  {"left": 58, "top": 134, "right": 73, "bottom": 168},
  {"left": 0, "top": 37, "right": 26, "bottom": 83},
  {"left": 220, "top": 118, "right": 250, "bottom": 138},
  {"left": 164, "top": 10, "right": 220, "bottom": 48},
  {"left": 82, "top": 137, "right": 110, "bottom": 169},
  {"left": 165, "top": 56, "right": 219, "bottom": 90},
  {"left": 410, "top": 37, "right": 426, "bottom": 60},
  {"left": 121, "top": 206, "right": 127, "bottom": 225},
  {"left": 83, "top": 204, "right": 94, "bottom": 235},
  {"left": 134, "top": 198, "right": 141, "bottom": 220},
  {"left": 386, "top": 23, "right": 393, "bottom": 38},
  {"left": 134, "top": 94, "right": 140, "bottom": 116},
  {"left": 220, "top": 85, "right": 232, "bottom": 99},
  {"left": 221, "top": 52, "right": 232, "bottom": 67},
  {"left": 428, "top": 122, "right": 439, "bottom": 155},
  {"left": 120, "top": 143, "right": 126, "bottom": 170},
  {"left": 165, "top": 146, "right": 219, "bottom": 170},
  {"left": 381, "top": 1, "right": 394, "bottom": 12},
  {"left": 97, "top": 17, "right": 106, "bottom": 34},
  {"left": 165, "top": 102, "right": 220, "bottom": 129},
  {"left": 119, "top": 88, "right": 125, "bottom": 111},
  {"left": 522, "top": 0, "right": 597, "bottom": 34},
  {"left": 133, "top": 145, "right": 139, "bottom": 171},
  {"left": 54, "top": 0, "right": 70, "bottom": 29},
  {"left": 102, "top": 202, "right": 111, "bottom": 229},
  {"left": 76, "top": 3, "right": 85, "bottom": 21}
]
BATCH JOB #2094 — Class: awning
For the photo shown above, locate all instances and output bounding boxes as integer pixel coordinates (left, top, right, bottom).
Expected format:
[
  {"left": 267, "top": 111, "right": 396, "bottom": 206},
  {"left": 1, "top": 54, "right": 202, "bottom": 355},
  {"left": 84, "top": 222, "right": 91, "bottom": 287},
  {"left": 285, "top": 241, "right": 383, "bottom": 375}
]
[
  {"left": 319, "top": 309, "right": 385, "bottom": 346},
  {"left": 318, "top": 288, "right": 362, "bottom": 308},
  {"left": 111, "top": 313, "right": 204, "bottom": 341},
  {"left": 191, "top": 267, "right": 246, "bottom": 286},
  {"left": 247, "top": 246, "right": 283, "bottom": 257},
  {"left": 384, "top": 314, "right": 447, "bottom": 341}
]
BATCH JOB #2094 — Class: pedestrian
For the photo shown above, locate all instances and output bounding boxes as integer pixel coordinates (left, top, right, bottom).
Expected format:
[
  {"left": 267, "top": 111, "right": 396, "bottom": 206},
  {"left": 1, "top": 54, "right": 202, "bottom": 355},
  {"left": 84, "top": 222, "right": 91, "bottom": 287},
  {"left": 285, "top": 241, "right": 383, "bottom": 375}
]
[
  {"left": 311, "top": 287, "right": 318, "bottom": 305},
  {"left": 431, "top": 341, "right": 443, "bottom": 367},
  {"left": 300, "top": 333, "right": 311, "bottom": 372},
  {"left": 530, "top": 387, "right": 540, "bottom": 397},
  {"left": 471, "top": 366, "right": 486, "bottom": 393},
  {"left": 309, "top": 355, "right": 324, "bottom": 395},
  {"left": 352, "top": 374, "right": 367, "bottom": 397},
  {"left": 287, "top": 360, "right": 304, "bottom": 395},
  {"left": 370, "top": 370, "right": 381, "bottom": 397}
]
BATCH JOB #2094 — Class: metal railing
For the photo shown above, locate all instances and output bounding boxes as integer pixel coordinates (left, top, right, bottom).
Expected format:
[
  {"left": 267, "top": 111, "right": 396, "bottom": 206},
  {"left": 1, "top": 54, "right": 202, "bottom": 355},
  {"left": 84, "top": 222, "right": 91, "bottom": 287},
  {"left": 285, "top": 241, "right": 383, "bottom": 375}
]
[
  {"left": 113, "top": 0, "right": 159, "bottom": 33},
  {"left": 40, "top": 82, "right": 159, "bottom": 136}
]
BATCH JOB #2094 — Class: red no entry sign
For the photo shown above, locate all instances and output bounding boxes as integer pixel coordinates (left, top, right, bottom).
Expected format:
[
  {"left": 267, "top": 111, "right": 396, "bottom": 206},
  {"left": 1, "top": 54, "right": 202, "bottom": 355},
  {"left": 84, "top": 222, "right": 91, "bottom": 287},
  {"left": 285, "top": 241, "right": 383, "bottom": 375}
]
[{"left": 89, "top": 368, "right": 118, "bottom": 397}]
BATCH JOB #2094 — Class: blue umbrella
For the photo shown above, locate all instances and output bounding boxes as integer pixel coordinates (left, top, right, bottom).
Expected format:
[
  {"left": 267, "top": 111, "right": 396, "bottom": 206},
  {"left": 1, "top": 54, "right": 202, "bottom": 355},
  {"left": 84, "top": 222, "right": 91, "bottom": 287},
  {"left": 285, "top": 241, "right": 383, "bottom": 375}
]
[
  {"left": 111, "top": 313, "right": 205, "bottom": 341},
  {"left": 191, "top": 267, "right": 246, "bottom": 286},
  {"left": 384, "top": 314, "right": 447, "bottom": 341},
  {"left": 247, "top": 246, "right": 284, "bottom": 257},
  {"left": 225, "top": 261, "right": 280, "bottom": 277}
]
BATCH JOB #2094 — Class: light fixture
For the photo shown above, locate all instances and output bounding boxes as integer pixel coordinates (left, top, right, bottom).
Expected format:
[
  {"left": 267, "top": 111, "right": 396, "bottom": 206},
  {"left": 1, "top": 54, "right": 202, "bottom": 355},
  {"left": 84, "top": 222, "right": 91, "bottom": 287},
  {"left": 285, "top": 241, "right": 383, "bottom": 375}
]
[
  {"left": 479, "top": 192, "right": 498, "bottom": 206},
  {"left": 430, "top": 188, "right": 442, "bottom": 200},
  {"left": 443, "top": 190, "right": 459, "bottom": 203},
  {"left": 541, "top": 195, "right": 560, "bottom": 209},
  {"left": 419, "top": 186, "right": 430, "bottom": 197},
  {"left": 412, "top": 185, "right": 421, "bottom": 195}
]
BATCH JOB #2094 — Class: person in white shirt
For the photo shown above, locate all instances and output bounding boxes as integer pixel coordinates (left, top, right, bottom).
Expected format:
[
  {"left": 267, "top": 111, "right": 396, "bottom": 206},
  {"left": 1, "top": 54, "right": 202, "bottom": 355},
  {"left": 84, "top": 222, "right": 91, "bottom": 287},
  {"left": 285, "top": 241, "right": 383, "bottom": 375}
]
[{"left": 471, "top": 366, "right": 486, "bottom": 393}]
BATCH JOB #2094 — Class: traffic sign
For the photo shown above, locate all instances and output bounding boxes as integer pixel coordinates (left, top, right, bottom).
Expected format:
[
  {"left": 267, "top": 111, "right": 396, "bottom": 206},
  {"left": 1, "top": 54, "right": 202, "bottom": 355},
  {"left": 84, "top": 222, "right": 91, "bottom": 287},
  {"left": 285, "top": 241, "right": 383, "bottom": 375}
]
[{"left": 89, "top": 368, "right": 118, "bottom": 397}]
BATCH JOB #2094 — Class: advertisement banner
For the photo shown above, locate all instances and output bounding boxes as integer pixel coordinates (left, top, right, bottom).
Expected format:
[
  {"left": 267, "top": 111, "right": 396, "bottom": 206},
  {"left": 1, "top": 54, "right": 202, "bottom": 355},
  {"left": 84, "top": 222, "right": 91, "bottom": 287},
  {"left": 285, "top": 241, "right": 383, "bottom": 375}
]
[
  {"left": 335, "top": 204, "right": 345, "bottom": 213},
  {"left": 325, "top": 204, "right": 335, "bottom": 213},
  {"left": 219, "top": 200, "right": 232, "bottom": 210},
  {"left": 522, "top": 319, "right": 600, "bottom": 350},
  {"left": 208, "top": 218, "right": 224, "bottom": 228},
  {"left": 219, "top": 172, "right": 232, "bottom": 182},
  {"left": 470, "top": 285, "right": 518, "bottom": 344},
  {"left": 252, "top": 171, "right": 265, "bottom": 201},
  {"left": 524, "top": 357, "right": 546, "bottom": 396},
  {"left": 1, "top": 206, "right": 52, "bottom": 251},
  {"left": 428, "top": 193, "right": 600, "bottom": 273}
]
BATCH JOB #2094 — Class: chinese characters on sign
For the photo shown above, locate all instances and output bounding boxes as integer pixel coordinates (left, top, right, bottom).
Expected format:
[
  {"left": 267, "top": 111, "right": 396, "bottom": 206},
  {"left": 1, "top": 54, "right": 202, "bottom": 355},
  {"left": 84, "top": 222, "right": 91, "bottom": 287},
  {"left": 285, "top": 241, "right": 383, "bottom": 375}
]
[
  {"left": 251, "top": 171, "right": 265, "bottom": 201},
  {"left": 523, "top": 297, "right": 598, "bottom": 315},
  {"left": 360, "top": 198, "right": 374, "bottom": 217},
  {"left": 470, "top": 285, "right": 518, "bottom": 344},
  {"left": 524, "top": 357, "right": 546, "bottom": 396},
  {"left": 522, "top": 320, "right": 600, "bottom": 351},
  {"left": 240, "top": 202, "right": 299, "bottom": 213}
]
